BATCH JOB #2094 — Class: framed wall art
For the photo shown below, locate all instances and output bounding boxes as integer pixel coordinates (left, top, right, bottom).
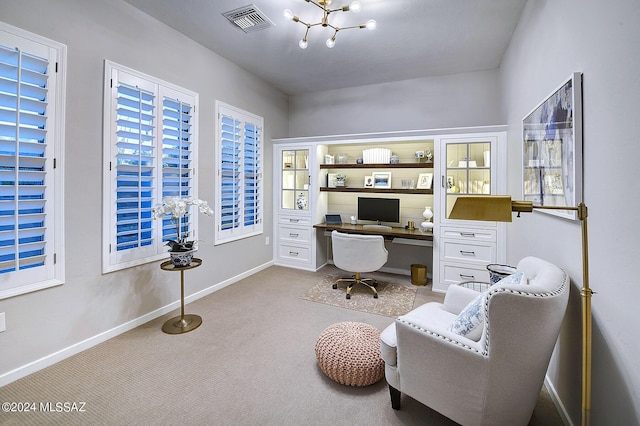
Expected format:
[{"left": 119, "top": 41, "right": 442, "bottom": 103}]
[{"left": 522, "top": 72, "right": 583, "bottom": 220}]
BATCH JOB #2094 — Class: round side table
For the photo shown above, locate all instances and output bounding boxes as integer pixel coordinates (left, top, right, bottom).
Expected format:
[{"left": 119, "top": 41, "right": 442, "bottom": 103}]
[{"left": 160, "top": 258, "right": 203, "bottom": 334}]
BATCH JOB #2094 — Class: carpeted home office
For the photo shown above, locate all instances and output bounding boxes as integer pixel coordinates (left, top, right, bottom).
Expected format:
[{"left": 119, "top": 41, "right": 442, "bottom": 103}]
[{"left": 0, "top": 1, "right": 638, "bottom": 425}]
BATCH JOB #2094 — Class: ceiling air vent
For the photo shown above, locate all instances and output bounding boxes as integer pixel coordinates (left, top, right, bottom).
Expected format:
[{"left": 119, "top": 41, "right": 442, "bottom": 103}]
[{"left": 222, "top": 4, "right": 275, "bottom": 33}]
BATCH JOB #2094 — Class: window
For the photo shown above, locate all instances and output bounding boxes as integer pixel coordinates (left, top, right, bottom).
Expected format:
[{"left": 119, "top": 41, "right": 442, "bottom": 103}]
[
  {"left": 215, "top": 102, "right": 263, "bottom": 244},
  {"left": 103, "top": 61, "right": 198, "bottom": 273},
  {"left": 0, "top": 23, "right": 66, "bottom": 299}
]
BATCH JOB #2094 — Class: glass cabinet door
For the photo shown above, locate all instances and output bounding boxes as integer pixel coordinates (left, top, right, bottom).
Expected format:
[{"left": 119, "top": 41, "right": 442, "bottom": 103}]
[
  {"left": 281, "top": 149, "right": 309, "bottom": 211},
  {"left": 444, "top": 141, "right": 492, "bottom": 218}
]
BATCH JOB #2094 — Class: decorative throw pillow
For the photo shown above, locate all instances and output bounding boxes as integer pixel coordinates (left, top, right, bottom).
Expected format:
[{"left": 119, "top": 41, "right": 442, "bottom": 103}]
[
  {"left": 448, "top": 272, "right": 526, "bottom": 341},
  {"left": 490, "top": 271, "right": 526, "bottom": 289},
  {"left": 448, "top": 293, "right": 485, "bottom": 341}
]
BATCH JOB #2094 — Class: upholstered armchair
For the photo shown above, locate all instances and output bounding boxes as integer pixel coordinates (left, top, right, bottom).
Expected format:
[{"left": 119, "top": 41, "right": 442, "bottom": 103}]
[
  {"left": 380, "top": 256, "right": 569, "bottom": 426},
  {"left": 331, "top": 230, "right": 388, "bottom": 299}
]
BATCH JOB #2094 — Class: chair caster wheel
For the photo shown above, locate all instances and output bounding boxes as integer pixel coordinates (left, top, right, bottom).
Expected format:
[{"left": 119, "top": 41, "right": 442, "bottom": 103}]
[
  {"left": 346, "top": 294, "right": 351, "bottom": 300},
  {"left": 332, "top": 284, "right": 337, "bottom": 289},
  {"left": 374, "top": 294, "right": 378, "bottom": 299}
]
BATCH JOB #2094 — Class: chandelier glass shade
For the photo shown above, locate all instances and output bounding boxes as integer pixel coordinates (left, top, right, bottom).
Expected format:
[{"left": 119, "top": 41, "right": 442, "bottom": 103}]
[{"left": 283, "top": 0, "right": 376, "bottom": 49}]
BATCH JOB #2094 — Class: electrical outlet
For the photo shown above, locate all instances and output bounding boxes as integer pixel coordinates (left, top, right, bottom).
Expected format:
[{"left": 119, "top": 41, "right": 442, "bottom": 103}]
[
  {"left": 0, "top": 313, "right": 5, "bottom": 333},
  {"left": 265, "top": 237, "right": 270, "bottom": 245}
]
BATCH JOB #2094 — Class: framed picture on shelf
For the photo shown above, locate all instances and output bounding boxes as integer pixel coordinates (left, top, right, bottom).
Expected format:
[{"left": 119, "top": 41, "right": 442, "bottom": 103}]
[
  {"left": 363, "top": 176, "right": 374, "bottom": 188},
  {"left": 416, "top": 173, "right": 433, "bottom": 189},
  {"left": 372, "top": 172, "right": 392, "bottom": 189},
  {"left": 325, "top": 154, "right": 335, "bottom": 165},
  {"left": 522, "top": 72, "right": 582, "bottom": 220}
]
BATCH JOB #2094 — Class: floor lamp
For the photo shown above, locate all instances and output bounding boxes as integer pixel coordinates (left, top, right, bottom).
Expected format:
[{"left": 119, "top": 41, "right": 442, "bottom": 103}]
[{"left": 449, "top": 195, "right": 592, "bottom": 426}]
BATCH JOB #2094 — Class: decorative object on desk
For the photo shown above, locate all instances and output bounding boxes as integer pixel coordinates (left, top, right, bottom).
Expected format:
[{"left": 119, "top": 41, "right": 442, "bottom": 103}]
[
  {"left": 416, "top": 173, "right": 433, "bottom": 189},
  {"left": 152, "top": 196, "right": 214, "bottom": 267},
  {"left": 350, "top": 215, "right": 357, "bottom": 225},
  {"left": 371, "top": 172, "right": 391, "bottom": 188},
  {"left": 325, "top": 154, "right": 335, "bottom": 164},
  {"left": 335, "top": 173, "right": 347, "bottom": 187},
  {"left": 523, "top": 72, "right": 583, "bottom": 220},
  {"left": 363, "top": 176, "right": 374, "bottom": 187},
  {"left": 449, "top": 194, "right": 592, "bottom": 425},
  {"left": 296, "top": 192, "right": 308, "bottom": 210},
  {"left": 407, "top": 221, "right": 415, "bottom": 230},
  {"left": 301, "top": 274, "right": 419, "bottom": 318},
  {"left": 390, "top": 154, "right": 400, "bottom": 164},
  {"left": 421, "top": 206, "right": 434, "bottom": 231}
]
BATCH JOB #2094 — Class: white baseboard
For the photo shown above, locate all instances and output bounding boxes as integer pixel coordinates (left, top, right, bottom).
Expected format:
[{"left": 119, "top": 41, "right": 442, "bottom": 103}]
[
  {"left": 0, "top": 260, "right": 273, "bottom": 387},
  {"left": 544, "top": 375, "right": 573, "bottom": 426}
]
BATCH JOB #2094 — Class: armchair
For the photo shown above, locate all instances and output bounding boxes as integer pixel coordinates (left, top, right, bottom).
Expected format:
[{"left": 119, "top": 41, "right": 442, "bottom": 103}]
[{"left": 380, "top": 256, "right": 569, "bottom": 426}]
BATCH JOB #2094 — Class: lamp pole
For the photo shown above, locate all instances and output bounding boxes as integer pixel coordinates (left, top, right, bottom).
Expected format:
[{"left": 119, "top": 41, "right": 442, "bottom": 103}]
[{"left": 530, "top": 202, "right": 591, "bottom": 426}]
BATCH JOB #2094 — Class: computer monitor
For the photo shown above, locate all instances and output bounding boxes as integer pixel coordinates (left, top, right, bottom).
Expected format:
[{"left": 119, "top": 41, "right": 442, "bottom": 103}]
[{"left": 357, "top": 197, "right": 400, "bottom": 225}]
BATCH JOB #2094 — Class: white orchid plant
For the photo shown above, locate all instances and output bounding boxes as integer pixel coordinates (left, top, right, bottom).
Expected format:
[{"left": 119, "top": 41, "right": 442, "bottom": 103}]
[{"left": 152, "top": 196, "right": 214, "bottom": 252}]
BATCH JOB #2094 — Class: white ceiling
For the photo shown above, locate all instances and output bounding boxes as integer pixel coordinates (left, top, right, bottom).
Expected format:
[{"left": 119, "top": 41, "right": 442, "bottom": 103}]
[{"left": 123, "top": 0, "right": 527, "bottom": 95}]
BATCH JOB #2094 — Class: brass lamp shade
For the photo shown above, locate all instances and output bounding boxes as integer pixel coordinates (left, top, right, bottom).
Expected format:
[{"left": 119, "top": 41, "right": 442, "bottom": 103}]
[{"left": 448, "top": 195, "right": 515, "bottom": 222}]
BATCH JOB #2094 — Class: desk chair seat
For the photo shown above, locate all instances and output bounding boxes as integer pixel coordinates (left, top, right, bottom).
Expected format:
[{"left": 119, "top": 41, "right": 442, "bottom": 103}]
[{"left": 331, "top": 230, "right": 389, "bottom": 299}]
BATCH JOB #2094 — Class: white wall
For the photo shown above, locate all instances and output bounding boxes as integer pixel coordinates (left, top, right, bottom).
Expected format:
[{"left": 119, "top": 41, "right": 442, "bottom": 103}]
[
  {"left": 0, "top": 0, "right": 288, "bottom": 382},
  {"left": 289, "top": 70, "right": 503, "bottom": 137},
  {"left": 500, "top": 0, "right": 640, "bottom": 424}
]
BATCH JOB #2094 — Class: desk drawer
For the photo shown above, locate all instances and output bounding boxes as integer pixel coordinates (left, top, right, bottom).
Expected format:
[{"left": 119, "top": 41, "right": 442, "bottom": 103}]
[
  {"left": 278, "top": 243, "right": 311, "bottom": 262},
  {"left": 442, "top": 241, "right": 495, "bottom": 264},
  {"left": 441, "top": 227, "right": 497, "bottom": 242},
  {"left": 279, "top": 224, "right": 311, "bottom": 244},
  {"left": 279, "top": 215, "right": 311, "bottom": 226},
  {"left": 441, "top": 263, "right": 489, "bottom": 285}
]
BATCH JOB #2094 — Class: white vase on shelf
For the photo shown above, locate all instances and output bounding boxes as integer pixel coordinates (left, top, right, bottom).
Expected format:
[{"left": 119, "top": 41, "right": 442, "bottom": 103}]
[{"left": 421, "top": 206, "right": 434, "bottom": 231}]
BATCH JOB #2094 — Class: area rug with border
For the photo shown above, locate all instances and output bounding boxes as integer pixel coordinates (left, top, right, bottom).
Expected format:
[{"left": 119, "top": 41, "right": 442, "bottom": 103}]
[{"left": 301, "top": 274, "right": 417, "bottom": 318}]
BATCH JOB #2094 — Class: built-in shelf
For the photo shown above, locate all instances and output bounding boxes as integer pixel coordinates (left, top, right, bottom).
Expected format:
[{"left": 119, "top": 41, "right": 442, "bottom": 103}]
[
  {"left": 319, "top": 162, "right": 433, "bottom": 169},
  {"left": 320, "top": 187, "right": 433, "bottom": 194}
]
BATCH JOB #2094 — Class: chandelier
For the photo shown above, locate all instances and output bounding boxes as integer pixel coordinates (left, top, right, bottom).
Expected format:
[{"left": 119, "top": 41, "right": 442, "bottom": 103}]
[{"left": 283, "top": 0, "right": 377, "bottom": 49}]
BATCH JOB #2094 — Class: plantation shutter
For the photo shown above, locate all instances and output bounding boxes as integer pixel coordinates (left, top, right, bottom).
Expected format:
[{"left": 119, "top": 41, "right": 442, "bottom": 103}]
[
  {"left": 161, "top": 95, "right": 194, "bottom": 244},
  {"left": 215, "top": 102, "right": 263, "bottom": 244},
  {"left": 103, "top": 61, "right": 199, "bottom": 273},
  {"left": 0, "top": 44, "right": 50, "bottom": 281},
  {"left": 243, "top": 121, "right": 261, "bottom": 229},
  {"left": 219, "top": 113, "right": 241, "bottom": 236},
  {"left": 114, "top": 81, "right": 155, "bottom": 253}
]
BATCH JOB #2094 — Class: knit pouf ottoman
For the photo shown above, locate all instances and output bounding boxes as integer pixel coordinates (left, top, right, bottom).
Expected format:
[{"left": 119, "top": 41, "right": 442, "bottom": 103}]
[{"left": 315, "top": 322, "right": 384, "bottom": 387}]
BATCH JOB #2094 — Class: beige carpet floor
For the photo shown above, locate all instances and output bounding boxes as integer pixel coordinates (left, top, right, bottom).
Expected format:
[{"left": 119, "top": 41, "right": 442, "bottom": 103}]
[{"left": 0, "top": 265, "right": 563, "bottom": 426}]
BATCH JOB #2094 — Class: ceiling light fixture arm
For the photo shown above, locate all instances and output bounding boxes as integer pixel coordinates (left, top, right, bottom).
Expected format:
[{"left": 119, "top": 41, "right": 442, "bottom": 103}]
[{"left": 283, "top": 0, "right": 375, "bottom": 49}]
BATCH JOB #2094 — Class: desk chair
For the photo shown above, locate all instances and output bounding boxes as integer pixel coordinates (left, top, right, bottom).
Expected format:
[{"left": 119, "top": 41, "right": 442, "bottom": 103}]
[{"left": 331, "top": 230, "right": 389, "bottom": 299}]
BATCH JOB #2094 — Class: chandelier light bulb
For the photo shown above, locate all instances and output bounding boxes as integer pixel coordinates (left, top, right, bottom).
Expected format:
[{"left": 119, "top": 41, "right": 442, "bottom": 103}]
[
  {"left": 299, "top": 39, "right": 308, "bottom": 49},
  {"left": 283, "top": 9, "right": 294, "bottom": 21},
  {"left": 366, "top": 19, "right": 377, "bottom": 30},
  {"left": 326, "top": 37, "right": 336, "bottom": 48},
  {"left": 349, "top": 1, "right": 362, "bottom": 13}
]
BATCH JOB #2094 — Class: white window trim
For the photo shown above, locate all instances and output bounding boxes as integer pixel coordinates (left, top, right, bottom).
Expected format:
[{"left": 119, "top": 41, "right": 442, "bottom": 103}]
[
  {"left": 214, "top": 101, "right": 263, "bottom": 245},
  {"left": 102, "top": 60, "right": 199, "bottom": 273},
  {"left": 0, "top": 22, "right": 66, "bottom": 300}
]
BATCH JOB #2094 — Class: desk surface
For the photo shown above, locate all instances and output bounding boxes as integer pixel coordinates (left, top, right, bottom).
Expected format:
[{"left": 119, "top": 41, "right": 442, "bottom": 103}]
[{"left": 314, "top": 223, "right": 433, "bottom": 241}]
